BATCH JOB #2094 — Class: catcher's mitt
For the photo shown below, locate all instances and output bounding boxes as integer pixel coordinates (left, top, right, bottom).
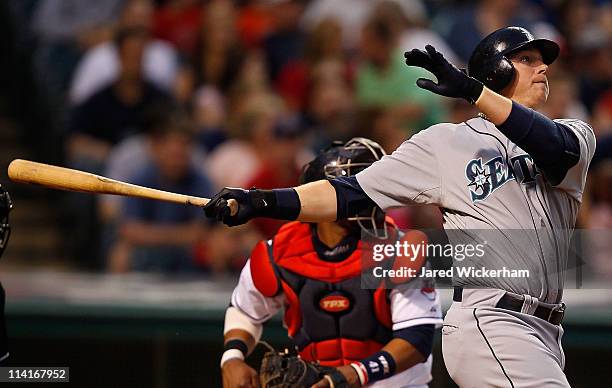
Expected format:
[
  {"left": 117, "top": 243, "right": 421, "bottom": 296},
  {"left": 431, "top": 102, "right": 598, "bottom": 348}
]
[{"left": 259, "top": 348, "right": 348, "bottom": 388}]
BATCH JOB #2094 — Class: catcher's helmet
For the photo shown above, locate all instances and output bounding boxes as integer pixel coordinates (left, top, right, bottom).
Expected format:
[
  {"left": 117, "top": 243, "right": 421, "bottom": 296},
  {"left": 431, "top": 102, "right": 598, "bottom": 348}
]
[
  {"left": 300, "top": 137, "right": 389, "bottom": 238},
  {"left": 0, "top": 185, "right": 12, "bottom": 257},
  {"left": 468, "top": 26, "right": 560, "bottom": 92}
]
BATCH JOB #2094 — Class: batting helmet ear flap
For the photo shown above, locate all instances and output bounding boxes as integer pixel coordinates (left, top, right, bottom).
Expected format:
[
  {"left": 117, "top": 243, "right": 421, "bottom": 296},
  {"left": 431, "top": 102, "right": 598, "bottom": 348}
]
[{"left": 481, "top": 56, "right": 516, "bottom": 92}]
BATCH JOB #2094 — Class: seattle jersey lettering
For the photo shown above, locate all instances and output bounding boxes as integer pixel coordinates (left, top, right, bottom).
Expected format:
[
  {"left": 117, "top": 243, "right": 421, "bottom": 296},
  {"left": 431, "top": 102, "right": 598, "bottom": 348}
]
[{"left": 466, "top": 154, "right": 539, "bottom": 202}]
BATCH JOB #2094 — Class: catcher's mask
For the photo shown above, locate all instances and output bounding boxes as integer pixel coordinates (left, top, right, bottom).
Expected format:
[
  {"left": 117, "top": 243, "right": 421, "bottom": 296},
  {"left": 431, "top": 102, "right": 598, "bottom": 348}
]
[
  {"left": 0, "top": 184, "right": 12, "bottom": 257},
  {"left": 299, "top": 137, "right": 389, "bottom": 239}
]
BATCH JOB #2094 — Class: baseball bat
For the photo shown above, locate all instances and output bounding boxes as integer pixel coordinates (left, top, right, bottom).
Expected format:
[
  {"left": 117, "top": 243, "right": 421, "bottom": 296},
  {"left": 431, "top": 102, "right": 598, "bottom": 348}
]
[{"left": 7, "top": 159, "right": 212, "bottom": 207}]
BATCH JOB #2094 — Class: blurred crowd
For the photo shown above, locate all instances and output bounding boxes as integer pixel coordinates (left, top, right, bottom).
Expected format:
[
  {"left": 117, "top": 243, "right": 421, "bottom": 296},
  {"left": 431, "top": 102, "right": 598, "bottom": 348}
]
[{"left": 6, "top": 0, "right": 612, "bottom": 277}]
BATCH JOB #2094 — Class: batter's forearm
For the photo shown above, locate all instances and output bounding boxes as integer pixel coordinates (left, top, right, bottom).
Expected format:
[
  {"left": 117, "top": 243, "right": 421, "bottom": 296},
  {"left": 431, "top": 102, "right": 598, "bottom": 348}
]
[
  {"left": 474, "top": 86, "right": 513, "bottom": 125},
  {"left": 294, "top": 180, "right": 338, "bottom": 222}
]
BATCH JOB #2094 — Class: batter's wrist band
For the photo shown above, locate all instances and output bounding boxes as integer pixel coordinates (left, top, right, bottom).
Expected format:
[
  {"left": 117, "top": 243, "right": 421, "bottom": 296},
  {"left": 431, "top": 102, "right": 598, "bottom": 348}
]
[
  {"left": 251, "top": 189, "right": 300, "bottom": 220},
  {"left": 220, "top": 349, "right": 244, "bottom": 368},
  {"left": 248, "top": 188, "right": 301, "bottom": 221},
  {"left": 272, "top": 188, "right": 301, "bottom": 220},
  {"left": 357, "top": 351, "right": 397, "bottom": 384}
]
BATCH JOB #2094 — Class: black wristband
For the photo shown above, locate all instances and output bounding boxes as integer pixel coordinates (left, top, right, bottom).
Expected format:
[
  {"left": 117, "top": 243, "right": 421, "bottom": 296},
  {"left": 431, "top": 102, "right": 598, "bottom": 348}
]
[
  {"left": 272, "top": 188, "right": 301, "bottom": 220},
  {"left": 224, "top": 339, "right": 248, "bottom": 356},
  {"left": 249, "top": 188, "right": 301, "bottom": 220}
]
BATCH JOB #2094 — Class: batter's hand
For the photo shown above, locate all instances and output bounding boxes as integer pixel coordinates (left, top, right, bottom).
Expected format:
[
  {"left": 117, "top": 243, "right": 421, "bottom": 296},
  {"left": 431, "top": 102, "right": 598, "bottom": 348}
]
[
  {"left": 404, "top": 45, "right": 484, "bottom": 104},
  {"left": 222, "top": 359, "right": 260, "bottom": 388},
  {"left": 204, "top": 188, "right": 260, "bottom": 226}
]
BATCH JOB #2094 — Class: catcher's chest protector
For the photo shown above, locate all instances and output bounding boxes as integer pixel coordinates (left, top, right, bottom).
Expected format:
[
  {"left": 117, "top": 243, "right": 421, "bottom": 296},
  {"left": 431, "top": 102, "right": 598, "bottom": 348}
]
[{"left": 250, "top": 222, "right": 393, "bottom": 367}]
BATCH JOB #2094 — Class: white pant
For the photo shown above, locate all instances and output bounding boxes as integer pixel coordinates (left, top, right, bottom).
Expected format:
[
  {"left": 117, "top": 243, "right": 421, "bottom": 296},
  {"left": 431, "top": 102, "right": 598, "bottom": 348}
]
[{"left": 442, "top": 301, "right": 569, "bottom": 387}]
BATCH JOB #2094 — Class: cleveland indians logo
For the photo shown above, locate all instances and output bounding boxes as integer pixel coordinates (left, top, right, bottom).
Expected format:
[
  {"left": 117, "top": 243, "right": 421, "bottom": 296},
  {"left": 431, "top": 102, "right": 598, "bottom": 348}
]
[{"left": 465, "top": 154, "right": 540, "bottom": 202}]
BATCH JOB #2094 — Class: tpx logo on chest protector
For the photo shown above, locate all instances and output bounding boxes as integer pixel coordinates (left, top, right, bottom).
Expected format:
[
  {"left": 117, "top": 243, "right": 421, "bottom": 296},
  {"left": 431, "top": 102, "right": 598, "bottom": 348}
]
[
  {"left": 319, "top": 294, "right": 351, "bottom": 313},
  {"left": 465, "top": 154, "right": 540, "bottom": 202}
]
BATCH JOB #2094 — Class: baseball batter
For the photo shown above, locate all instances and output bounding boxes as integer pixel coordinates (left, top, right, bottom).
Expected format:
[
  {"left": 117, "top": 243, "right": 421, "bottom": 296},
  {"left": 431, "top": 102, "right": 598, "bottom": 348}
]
[{"left": 205, "top": 27, "right": 595, "bottom": 387}]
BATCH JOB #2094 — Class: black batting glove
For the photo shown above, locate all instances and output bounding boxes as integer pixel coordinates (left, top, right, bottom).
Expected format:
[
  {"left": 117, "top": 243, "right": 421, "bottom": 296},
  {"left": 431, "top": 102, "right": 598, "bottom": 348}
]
[
  {"left": 404, "top": 45, "right": 484, "bottom": 104},
  {"left": 203, "top": 187, "right": 271, "bottom": 227}
]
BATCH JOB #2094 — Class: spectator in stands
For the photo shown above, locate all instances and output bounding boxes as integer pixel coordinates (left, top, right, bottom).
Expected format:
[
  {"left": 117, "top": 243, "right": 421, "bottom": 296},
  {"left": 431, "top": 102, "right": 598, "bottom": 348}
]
[
  {"left": 152, "top": 0, "right": 203, "bottom": 60},
  {"left": 192, "top": 86, "right": 228, "bottom": 153},
  {"left": 572, "top": 26, "right": 612, "bottom": 113},
  {"left": 30, "top": 0, "right": 121, "bottom": 97},
  {"left": 262, "top": 0, "right": 306, "bottom": 82},
  {"left": 98, "top": 106, "right": 208, "bottom": 227},
  {"left": 69, "top": 0, "right": 178, "bottom": 105},
  {"left": 593, "top": 91, "right": 612, "bottom": 138},
  {"left": 433, "top": 0, "right": 542, "bottom": 63},
  {"left": 206, "top": 91, "right": 285, "bottom": 189},
  {"left": 358, "top": 107, "right": 406, "bottom": 154},
  {"left": 64, "top": 26, "right": 173, "bottom": 268},
  {"left": 585, "top": 161, "right": 612, "bottom": 281},
  {"left": 275, "top": 18, "right": 347, "bottom": 111},
  {"left": 107, "top": 110, "right": 214, "bottom": 273},
  {"left": 557, "top": 0, "right": 596, "bottom": 51},
  {"left": 193, "top": 0, "right": 244, "bottom": 94},
  {"left": 31, "top": 0, "right": 121, "bottom": 47},
  {"left": 374, "top": 1, "right": 459, "bottom": 65},
  {"left": 303, "top": 61, "right": 356, "bottom": 149},
  {"left": 67, "top": 27, "right": 173, "bottom": 173},
  {"left": 245, "top": 114, "right": 306, "bottom": 237},
  {"left": 591, "top": 92, "right": 612, "bottom": 170},
  {"left": 236, "top": 0, "right": 275, "bottom": 49},
  {"left": 301, "top": 0, "right": 428, "bottom": 51},
  {"left": 356, "top": 14, "right": 447, "bottom": 134},
  {"left": 226, "top": 49, "right": 272, "bottom": 107},
  {"left": 300, "top": 0, "right": 372, "bottom": 50}
]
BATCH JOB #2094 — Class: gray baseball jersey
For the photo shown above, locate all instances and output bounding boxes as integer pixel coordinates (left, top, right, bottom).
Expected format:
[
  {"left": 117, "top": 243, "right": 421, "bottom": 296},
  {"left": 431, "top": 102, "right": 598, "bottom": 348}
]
[{"left": 356, "top": 116, "right": 596, "bottom": 303}]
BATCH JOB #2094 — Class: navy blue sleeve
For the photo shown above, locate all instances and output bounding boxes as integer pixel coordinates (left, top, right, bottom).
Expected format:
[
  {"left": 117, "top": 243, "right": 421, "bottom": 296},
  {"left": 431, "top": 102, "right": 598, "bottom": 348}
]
[
  {"left": 497, "top": 101, "right": 580, "bottom": 185},
  {"left": 328, "top": 176, "right": 377, "bottom": 220},
  {"left": 392, "top": 324, "right": 435, "bottom": 359}
]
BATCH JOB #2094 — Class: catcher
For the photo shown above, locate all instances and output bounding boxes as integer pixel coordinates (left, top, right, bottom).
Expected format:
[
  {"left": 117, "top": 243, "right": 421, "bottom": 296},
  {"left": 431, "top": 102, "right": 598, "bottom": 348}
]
[{"left": 220, "top": 138, "right": 442, "bottom": 388}]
